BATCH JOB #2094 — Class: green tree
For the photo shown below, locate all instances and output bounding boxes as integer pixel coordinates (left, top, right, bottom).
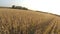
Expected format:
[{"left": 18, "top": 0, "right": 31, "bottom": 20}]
[{"left": 12, "top": 5, "right": 15, "bottom": 8}]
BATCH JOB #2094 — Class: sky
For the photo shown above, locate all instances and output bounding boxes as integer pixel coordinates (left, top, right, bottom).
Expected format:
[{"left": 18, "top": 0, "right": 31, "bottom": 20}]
[
  {"left": 0, "top": 0, "right": 23, "bottom": 7},
  {"left": 0, "top": 0, "right": 60, "bottom": 15}
]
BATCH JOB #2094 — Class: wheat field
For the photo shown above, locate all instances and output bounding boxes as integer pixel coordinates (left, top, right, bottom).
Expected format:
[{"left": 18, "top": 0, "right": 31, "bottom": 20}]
[{"left": 0, "top": 8, "right": 60, "bottom": 34}]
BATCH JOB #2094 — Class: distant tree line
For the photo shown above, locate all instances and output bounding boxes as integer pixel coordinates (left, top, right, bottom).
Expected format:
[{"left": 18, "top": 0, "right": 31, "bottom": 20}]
[
  {"left": 12, "top": 5, "right": 28, "bottom": 10},
  {"left": 36, "top": 11, "right": 60, "bottom": 17}
]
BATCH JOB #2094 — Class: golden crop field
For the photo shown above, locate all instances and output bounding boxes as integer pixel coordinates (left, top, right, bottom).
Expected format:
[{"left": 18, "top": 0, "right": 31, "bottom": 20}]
[{"left": 0, "top": 8, "right": 60, "bottom": 34}]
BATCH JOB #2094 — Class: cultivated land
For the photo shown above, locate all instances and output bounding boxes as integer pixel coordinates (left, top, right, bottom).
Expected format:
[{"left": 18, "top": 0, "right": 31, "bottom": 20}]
[{"left": 0, "top": 8, "right": 60, "bottom": 34}]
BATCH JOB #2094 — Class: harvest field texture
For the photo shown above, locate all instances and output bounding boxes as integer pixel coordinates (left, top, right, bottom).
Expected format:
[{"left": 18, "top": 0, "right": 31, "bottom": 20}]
[{"left": 0, "top": 8, "right": 60, "bottom": 34}]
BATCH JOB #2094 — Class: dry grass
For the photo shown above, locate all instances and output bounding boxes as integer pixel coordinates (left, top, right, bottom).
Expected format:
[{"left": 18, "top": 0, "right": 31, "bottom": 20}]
[{"left": 0, "top": 8, "right": 60, "bottom": 34}]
